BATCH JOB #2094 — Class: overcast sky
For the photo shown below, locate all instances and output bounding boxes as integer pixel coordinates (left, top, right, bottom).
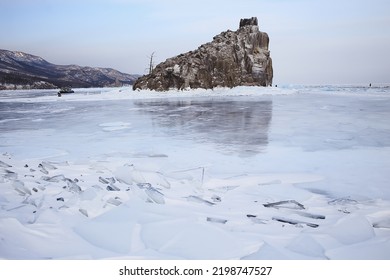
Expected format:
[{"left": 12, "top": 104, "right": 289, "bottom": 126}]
[{"left": 1, "top": 0, "right": 389, "bottom": 85}]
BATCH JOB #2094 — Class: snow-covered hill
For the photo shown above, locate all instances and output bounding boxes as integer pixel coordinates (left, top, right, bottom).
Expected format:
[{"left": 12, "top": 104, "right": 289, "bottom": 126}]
[{"left": 0, "top": 49, "right": 139, "bottom": 89}]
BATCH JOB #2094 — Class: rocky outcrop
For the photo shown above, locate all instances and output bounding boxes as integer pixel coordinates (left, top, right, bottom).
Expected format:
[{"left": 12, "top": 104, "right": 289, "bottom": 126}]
[{"left": 133, "top": 17, "right": 273, "bottom": 91}]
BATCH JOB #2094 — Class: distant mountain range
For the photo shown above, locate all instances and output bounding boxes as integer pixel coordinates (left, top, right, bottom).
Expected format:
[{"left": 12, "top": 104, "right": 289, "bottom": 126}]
[{"left": 0, "top": 49, "right": 139, "bottom": 90}]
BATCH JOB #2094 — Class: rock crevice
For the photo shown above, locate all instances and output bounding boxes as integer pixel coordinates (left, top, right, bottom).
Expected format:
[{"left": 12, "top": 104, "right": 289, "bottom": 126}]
[{"left": 133, "top": 17, "right": 273, "bottom": 91}]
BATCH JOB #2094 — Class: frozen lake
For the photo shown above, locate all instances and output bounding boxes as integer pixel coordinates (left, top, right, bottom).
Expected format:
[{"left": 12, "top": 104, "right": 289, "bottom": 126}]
[
  {"left": 1, "top": 86, "right": 390, "bottom": 259},
  {"left": 0, "top": 90, "right": 273, "bottom": 159}
]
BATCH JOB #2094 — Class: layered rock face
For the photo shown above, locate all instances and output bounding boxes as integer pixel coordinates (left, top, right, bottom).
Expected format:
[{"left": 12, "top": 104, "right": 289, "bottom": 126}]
[{"left": 133, "top": 17, "right": 273, "bottom": 91}]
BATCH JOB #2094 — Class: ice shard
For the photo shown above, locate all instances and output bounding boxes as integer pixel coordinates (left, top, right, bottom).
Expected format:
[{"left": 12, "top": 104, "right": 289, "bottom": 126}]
[
  {"left": 187, "top": 195, "right": 215, "bottom": 206},
  {"left": 145, "top": 186, "right": 165, "bottom": 204},
  {"left": 263, "top": 200, "right": 305, "bottom": 210},
  {"left": 272, "top": 217, "right": 319, "bottom": 228}
]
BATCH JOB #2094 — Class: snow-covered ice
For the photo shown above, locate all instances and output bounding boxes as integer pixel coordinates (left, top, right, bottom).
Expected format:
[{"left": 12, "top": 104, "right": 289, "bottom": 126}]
[{"left": 0, "top": 85, "right": 389, "bottom": 259}]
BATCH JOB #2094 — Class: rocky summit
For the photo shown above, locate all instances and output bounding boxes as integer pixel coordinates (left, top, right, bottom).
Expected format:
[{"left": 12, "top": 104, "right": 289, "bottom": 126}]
[{"left": 133, "top": 17, "right": 273, "bottom": 91}]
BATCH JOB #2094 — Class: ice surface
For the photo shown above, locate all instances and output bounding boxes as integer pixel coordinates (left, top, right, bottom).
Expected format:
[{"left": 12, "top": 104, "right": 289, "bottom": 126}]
[
  {"left": 321, "top": 215, "right": 375, "bottom": 245},
  {"left": 0, "top": 160, "right": 12, "bottom": 168},
  {"left": 1, "top": 85, "right": 390, "bottom": 259},
  {"left": 286, "top": 235, "right": 325, "bottom": 259},
  {"left": 99, "top": 121, "right": 131, "bottom": 132}
]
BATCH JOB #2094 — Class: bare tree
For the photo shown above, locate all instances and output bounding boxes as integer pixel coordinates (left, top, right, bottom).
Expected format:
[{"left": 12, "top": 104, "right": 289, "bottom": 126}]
[{"left": 148, "top": 52, "right": 155, "bottom": 74}]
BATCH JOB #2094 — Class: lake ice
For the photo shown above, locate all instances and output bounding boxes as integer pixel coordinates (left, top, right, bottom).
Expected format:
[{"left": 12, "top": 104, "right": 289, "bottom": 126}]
[{"left": 0, "top": 85, "right": 389, "bottom": 259}]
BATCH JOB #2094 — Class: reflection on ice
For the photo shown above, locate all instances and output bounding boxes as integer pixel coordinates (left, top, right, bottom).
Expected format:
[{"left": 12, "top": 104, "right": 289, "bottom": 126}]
[{"left": 135, "top": 99, "right": 273, "bottom": 155}]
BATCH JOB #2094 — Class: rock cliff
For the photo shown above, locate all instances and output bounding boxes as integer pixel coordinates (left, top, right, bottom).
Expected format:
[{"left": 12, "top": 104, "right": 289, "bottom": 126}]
[{"left": 133, "top": 17, "right": 273, "bottom": 91}]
